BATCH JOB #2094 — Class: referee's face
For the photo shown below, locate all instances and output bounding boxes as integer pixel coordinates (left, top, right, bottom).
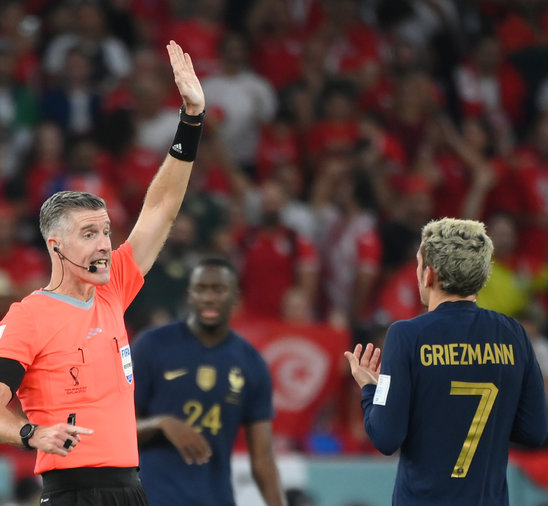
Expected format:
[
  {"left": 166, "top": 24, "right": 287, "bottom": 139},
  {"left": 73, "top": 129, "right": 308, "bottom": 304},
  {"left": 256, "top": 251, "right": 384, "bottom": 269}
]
[{"left": 188, "top": 266, "right": 237, "bottom": 329}]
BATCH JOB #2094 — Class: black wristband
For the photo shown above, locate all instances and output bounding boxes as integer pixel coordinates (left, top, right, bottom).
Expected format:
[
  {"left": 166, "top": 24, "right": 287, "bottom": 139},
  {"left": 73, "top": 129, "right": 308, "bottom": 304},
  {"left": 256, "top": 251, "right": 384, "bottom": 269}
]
[
  {"left": 179, "top": 104, "right": 206, "bottom": 125},
  {"left": 169, "top": 120, "right": 204, "bottom": 162}
]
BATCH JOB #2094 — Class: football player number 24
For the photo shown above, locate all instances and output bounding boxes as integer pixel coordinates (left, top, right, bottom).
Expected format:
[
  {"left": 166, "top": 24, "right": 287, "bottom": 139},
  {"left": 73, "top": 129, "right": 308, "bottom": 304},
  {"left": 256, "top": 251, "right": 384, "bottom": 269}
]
[
  {"left": 450, "top": 381, "right": 499, "bottom": 478},
  {"left": 183, "top": 401, "right": 222, "bottom": 435}
]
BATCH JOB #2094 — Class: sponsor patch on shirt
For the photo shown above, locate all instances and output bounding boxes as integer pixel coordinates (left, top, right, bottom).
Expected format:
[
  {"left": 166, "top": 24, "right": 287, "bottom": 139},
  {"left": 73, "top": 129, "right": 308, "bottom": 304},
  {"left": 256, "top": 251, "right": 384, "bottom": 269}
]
[{"left": 373, "top": 374, "right": 391, "bottom": 406}]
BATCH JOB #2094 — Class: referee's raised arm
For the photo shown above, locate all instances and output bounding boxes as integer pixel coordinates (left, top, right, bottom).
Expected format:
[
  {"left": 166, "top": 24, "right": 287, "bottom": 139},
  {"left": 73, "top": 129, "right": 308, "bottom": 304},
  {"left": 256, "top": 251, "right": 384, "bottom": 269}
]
[{"left": 128, "top": 40, "right": 206, "bottom": 276}]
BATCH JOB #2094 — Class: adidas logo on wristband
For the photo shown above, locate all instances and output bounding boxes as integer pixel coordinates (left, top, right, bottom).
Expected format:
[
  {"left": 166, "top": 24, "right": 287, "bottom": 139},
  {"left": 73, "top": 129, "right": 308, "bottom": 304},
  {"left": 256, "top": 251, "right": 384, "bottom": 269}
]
[{"left": 172, "top": 143, "right": 183, "bottom": 153}]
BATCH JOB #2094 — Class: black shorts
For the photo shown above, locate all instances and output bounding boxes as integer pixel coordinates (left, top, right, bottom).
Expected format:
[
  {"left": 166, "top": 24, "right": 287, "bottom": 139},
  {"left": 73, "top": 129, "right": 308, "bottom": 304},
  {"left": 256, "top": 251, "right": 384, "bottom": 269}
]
[{"left": 40, "top": 466, "right": 148, "bottom": 506}]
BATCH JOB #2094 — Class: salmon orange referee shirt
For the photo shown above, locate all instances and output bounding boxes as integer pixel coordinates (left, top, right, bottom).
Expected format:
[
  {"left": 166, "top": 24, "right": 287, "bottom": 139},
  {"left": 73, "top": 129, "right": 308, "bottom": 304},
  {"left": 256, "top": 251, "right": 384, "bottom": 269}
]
[{"left": 0, "top": 241, "right": 144, "bottom": 474}]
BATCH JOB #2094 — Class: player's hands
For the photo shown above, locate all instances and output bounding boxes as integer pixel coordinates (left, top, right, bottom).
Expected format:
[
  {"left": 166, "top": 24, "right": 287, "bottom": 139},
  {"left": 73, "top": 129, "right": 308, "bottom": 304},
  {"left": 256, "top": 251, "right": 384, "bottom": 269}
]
[
  {"left": 30, "top": 423, "right": 93, "bottom": 456},
  {"left": 344, "top": 343, "right": 381, "bottom": 388},
  {"left": 160, "top": 416, "right": 212, "bottom": 465},
  {"left": 166, "top": 40, "right": 205, "bottom": 116}
]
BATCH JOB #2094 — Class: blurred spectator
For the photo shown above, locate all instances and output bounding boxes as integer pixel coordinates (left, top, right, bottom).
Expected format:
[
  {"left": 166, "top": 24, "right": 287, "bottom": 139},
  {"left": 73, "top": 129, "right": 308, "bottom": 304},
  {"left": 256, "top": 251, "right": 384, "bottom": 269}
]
[
  {"left": 0, "top": 203, "right": 49, "bottom": 312},
  {"left": 47, "top": 135, "right": 128, "bottom": 243},
  {"left": 374, "top": 258, "right": 425, "bottom": 326},
  {"left": 125, "top": 212, "right": 201, "bottom": 335},
  {"left": 304, "top": 79, "right": 360, "bottom": 171},
  {"left": 312, "top": 159, "right": 382, "bottom": 330},
  {"left": 0, "top": 1, "right": 42, "bottom": 89},
  {"left": 281, "top": 287, "right": 315, "bottom": 324},
  {"left": 309, "top": 0, "right": 381, "bottom": 78},
  {"left": 353, "top": 113, "right": 407, "bottom": 216},
  {"left": 130, "top": 73, "right": 179, "bottom": 156},
  {"left": 504, "top": 112, "right": 548, "bottom": 262},
  {"left": 42, "top": 0, "right": 132, "bottom": 91},
  {"left": 384, "top": 70, "right": 441, "bottom": 166},
  {"left": 270, "top": 162, "right": 317, "bottom": 240},
  {"left": 454, "top": 34, "right": 527, "bottom": 129},
  {"left": 234, "top": 178, "right": 319, "bottom": 319},
  {"left": 373, "top": 175, "right": 432, "bottom": 326},
  {"left": 19, "top": 122, "right": 66, "bottom": 215},
  {"left": 0, "top": 41, "right": 39, "bottom": 178},
  {"left": 40, "top": 46, "right": 103, "bottom": 137},
  {"left": 378, "top": 174, "right": 433, "bottom": 274},
  {"left": 166, "top": 0, "right": 227, "bottom": 79},
  {"left": 100, "top": 0, "right": 141, "bottom": 50},
  {"left": 255, "top": 110, "right": 302, "bottom": 183},
  {"left": 96, "top": 107, "right": 164, "bottom": 218},
  {"left": 477, "top": 212, "right": 547, "bottom": 317},
  {"left": 247, "top": 0, "right": 304, "bottom": 91},
  {"left": 494, "top": 0, "right": 548, "bottom": 56},
  {"left": 517, "top": 303, "right": 548, "bottom": 403},
  {"left": 202, "top": 31, "right": 278, "bottom": 177}
]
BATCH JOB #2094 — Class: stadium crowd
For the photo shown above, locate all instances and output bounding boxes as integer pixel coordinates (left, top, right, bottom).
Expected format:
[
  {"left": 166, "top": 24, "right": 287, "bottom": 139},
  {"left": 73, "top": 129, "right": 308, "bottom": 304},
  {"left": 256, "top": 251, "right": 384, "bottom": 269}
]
[{"left": 0, "top": 0, "right": 548, "bottom": 502}]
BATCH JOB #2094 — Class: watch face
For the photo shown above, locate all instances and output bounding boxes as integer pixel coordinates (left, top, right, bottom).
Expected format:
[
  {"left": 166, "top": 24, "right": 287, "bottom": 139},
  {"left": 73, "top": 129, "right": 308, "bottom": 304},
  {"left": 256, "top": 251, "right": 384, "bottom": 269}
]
[{"left": 20, "top": 423, "right": 34, "bottom": 438}]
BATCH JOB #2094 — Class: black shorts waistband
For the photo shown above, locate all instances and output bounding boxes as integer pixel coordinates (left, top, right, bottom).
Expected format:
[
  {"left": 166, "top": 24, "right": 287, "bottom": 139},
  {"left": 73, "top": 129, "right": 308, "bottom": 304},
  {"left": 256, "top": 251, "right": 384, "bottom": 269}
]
[{"left": 41, "top": 467, "right": 141, "bottom": 492}]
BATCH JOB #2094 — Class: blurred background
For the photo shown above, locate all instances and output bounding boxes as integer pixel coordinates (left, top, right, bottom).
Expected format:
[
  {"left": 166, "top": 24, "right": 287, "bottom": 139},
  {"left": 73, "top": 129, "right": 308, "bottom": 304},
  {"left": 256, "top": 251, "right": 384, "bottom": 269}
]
[{"left": 0, "top": 0, "right": 548, "bottom": 504}]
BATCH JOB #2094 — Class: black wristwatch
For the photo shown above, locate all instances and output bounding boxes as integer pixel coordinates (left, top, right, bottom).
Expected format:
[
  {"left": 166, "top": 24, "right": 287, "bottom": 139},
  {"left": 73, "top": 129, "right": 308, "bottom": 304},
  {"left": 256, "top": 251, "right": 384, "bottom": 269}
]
[
  {"left": 20, "top": 423, "right": 37, "bottom": 450},
  {"left": 179, "top": 103, "right": 205, "bottom": 125}
]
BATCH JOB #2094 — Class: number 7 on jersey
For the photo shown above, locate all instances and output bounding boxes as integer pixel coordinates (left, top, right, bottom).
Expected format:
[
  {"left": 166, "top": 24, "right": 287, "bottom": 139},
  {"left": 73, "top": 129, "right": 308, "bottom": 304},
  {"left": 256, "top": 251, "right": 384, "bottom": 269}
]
[{"left": 450, "top": 381, "right": 499, "bottom": 478}]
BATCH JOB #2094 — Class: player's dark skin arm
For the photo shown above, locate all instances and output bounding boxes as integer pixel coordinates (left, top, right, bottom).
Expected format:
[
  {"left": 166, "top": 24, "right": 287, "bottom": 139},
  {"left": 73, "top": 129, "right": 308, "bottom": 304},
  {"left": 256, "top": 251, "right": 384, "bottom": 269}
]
[
  {"left": 246, "top": 420, "right": 288, "bottom": 506},
  {"left": 136, "top": 412, "right": 212, "bottom": 465}
]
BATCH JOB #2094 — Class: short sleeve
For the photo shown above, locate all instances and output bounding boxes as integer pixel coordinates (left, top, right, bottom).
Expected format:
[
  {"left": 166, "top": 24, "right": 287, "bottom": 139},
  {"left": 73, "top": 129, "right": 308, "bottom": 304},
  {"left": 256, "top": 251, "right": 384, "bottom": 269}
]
[
  {"left": 242, "top": 350, "right": 274, "bottom": 424},
  {"left": 0, "top": 303, "right": 38, "bottom": 369},
  {"left": 105, "top": 241, "right": 144, "bottom": 310}
]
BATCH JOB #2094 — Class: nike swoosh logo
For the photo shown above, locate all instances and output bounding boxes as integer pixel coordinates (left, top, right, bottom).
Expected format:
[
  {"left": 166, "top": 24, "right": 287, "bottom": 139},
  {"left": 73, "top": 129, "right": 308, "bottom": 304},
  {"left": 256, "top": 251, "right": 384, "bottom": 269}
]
[{"left": 164, "top": 369, "right": 188, "bottom": 381}]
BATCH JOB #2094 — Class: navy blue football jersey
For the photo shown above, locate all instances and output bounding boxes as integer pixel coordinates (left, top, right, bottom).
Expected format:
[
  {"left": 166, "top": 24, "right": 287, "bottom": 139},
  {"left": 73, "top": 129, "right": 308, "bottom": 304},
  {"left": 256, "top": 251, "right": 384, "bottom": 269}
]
[
  {"left": 131, "top": 321, "right": 273, "bottom": 506},
  {"left": 361, "top": 301, "right": 547, "bottom": 506}
]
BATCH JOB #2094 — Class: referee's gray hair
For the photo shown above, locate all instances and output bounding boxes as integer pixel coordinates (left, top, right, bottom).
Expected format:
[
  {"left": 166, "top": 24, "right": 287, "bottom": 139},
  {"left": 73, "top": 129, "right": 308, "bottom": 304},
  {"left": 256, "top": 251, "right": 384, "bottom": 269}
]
[
  {"left": 39, "top": 191, "right": 106, "bottom": 242},
  {"left": 420, "top": 218, "right": 493, "bottom": 296}
]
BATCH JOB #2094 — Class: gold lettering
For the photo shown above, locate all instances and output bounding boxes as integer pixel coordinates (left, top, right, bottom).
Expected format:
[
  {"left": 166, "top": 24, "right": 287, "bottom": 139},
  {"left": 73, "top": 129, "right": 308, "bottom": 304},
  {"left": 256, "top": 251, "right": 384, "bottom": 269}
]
[
  {"left": 503, "top": 344, "right": 515, "bottom": 365},
  {"left": 432, "top": 344, "right": 445, "bottom": 366},
  {"left": 421, "top": 345, "right": 433, "bottom": 366},
  {"left": 483, "top": 343, "right": 495, "bottom": 364},
  {"left": 493, "top": 343, "right": 504, "bottom": 364},
  {"left": 449, "top": 343, "right": 459, "bottom": 365},
  {"left": 459, "top": 344, "right": 468, "bottom": 365},
  {"left": 468, "top": 344, "right": 483, "bottom": 365},
  {"left": 419, "top": 342, "right": 515, "bottom": 367}
]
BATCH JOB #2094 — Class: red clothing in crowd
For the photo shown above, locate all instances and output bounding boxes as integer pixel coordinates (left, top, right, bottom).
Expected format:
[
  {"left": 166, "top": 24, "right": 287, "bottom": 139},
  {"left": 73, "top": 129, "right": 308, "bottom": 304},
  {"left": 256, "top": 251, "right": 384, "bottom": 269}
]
[
  {"left": 503, "top": 147, "right": 548, "bottom": 262},
  {"left": 256, "top": 122, "right": 302, "bottom": 182},
  {"left": 166, "top": 19, "right": 226, "bottom": 79},
  {"left": 455, "top": 61, "right": 527, "bottom": 127},
  {"left": 236, "top": 225, "right": 318, "bottom": 319},
  {"left": 251, "top": 35, "right": 304, "bottom": 91},
  {"left": 305, "top": 119, "right": 360, "bottom": 163},
  {"left": 496, "top": 11, "right": 548, "bottom": 55},
  {"left": 375, "top": 260, "right": 425, "bottom": 324},
  {"left": 0, "top": 244, "right": 48, "bottom": 291},
  {"left": 432, "top": 151, "right": 472, "bottom": 219}
]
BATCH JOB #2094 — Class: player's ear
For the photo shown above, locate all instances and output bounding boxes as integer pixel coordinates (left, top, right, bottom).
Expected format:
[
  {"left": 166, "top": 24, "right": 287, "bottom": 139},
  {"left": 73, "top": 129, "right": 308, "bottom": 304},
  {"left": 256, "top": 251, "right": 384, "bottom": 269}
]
[{"left": 424, "top": 265, "right": 435, "bottom": 288}]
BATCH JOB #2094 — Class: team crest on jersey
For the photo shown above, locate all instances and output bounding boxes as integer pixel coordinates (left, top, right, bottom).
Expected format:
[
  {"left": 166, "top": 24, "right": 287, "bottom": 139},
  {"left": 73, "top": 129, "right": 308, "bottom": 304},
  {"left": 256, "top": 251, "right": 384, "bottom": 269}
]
[
  {"left": 226, "top": 367, "right": 244, "bottom": 404},
  {"left": 228, "top": 367, "right": 244, "bottom": 392},
  {"left": 197, "top": 366, "right": 216, "bottom": 391}
]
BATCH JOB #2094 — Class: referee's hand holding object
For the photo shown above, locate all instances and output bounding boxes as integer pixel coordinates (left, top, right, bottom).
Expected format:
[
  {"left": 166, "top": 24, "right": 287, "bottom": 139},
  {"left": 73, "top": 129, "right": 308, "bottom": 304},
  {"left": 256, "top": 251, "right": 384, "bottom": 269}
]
[{"left": 21, "top": 421, "right": 93, "bottom": 456}]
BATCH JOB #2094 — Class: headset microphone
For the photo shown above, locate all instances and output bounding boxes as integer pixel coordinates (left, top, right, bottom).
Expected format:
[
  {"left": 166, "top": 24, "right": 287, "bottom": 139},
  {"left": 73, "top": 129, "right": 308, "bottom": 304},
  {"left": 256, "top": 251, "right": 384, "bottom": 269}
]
[{"left": 53, "top": 246, "right": 98, "bottom": 273}]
